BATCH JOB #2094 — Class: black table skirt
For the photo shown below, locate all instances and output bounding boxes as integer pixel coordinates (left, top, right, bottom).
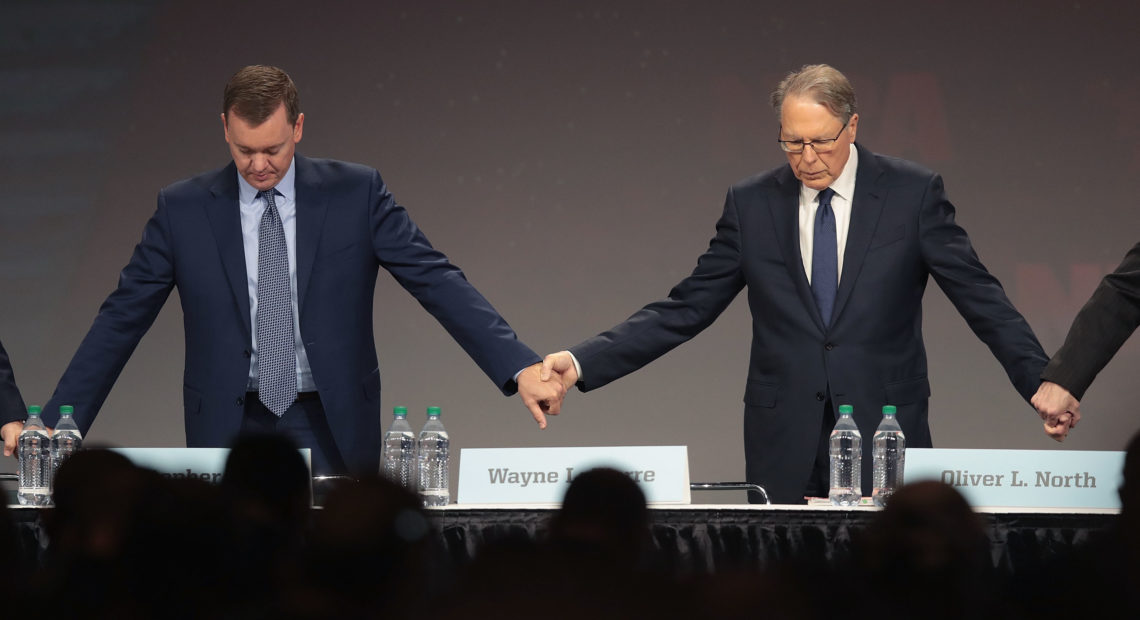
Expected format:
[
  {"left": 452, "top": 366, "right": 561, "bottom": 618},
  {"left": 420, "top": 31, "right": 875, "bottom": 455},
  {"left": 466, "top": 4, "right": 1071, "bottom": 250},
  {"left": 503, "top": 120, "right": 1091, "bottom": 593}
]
[
  {"left": 432, "top": 507, "right": 1111, "bottom": 576},
  {"left": 9, "top": 505, "right": 1113, "bottom": 577}
]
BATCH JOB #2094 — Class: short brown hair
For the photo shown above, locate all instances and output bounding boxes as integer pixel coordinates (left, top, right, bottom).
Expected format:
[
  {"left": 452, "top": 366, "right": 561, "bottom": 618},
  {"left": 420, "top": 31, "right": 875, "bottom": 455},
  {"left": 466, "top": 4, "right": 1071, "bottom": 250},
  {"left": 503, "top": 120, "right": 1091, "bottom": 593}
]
[
  {"left": 770, "top": 64, "right": 857, "bottom": 124},
  {"left": 223, "top": 65, "right": 301, "bottom": 126}
]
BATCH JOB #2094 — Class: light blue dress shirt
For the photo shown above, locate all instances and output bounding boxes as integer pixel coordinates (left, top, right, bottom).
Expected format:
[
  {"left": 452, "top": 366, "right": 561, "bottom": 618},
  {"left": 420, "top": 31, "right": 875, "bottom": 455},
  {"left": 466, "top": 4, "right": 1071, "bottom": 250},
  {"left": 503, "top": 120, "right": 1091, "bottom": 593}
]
[{"left": 237, "top": 158, "right": 316, "bottom": 392}]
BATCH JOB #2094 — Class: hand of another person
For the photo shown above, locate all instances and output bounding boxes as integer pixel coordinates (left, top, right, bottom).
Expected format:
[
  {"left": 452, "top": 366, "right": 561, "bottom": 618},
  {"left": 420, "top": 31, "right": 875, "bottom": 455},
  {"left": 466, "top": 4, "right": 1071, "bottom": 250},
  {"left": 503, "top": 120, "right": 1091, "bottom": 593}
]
[
  {"left": 517, "top": 362, "right": 567, "bottom": 429},
  {"left": 1032, "top": 381, "right": 1081, "bottom": 442},
  {"left": 540, "top": 351, "right": 579, "bottom": 392},
  {"left": 1, "top": 420, "right": 24, "bottom": 457},
  {"left": 1043, "top": 412, "right": 1073, "bottom": 442}
]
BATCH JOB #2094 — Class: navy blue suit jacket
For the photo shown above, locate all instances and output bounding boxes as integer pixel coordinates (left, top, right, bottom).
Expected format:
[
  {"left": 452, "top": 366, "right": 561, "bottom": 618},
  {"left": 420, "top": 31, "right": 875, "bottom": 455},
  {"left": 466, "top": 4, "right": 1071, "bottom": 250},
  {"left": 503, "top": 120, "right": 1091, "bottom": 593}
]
[
  {"left": 43, "top": 155, "right": 539, "bottom": 474},
  {"left": 0, "top": 339, "right": 27, "bottom": 425},
  {"left": 570, "top": 144, "right": 1048, "bottom": 503}
]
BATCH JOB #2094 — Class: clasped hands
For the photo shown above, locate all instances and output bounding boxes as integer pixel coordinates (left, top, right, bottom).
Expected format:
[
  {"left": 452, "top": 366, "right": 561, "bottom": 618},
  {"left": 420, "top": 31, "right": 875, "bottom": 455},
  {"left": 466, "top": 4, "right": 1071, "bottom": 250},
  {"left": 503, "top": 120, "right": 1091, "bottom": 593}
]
[
  {"left": 523, "top": 359, "right": 1086, "bottom": 443},
  {"left": 1031, "top": 381, "right": 1080, "bottom": 442},
  {"left": 516, "top": 351, "right": 578, "bottom": 429}
]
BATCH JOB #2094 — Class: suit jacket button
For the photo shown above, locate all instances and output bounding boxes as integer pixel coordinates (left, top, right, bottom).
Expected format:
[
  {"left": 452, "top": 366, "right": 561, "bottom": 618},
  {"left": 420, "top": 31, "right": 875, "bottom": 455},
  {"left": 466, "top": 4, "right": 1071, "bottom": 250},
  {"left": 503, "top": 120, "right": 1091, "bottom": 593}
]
[
  {"left": 236, "top": 396, "right": 244, "bottom": 406},
  {"left": 825, "top": 342, "right": 835, "bottom": 351},
  {"left": 816, "top": 392, "right": 825, "bottom": 401},
  {"left": 243, "top": 349, "right": 251, "bottom": 359}
]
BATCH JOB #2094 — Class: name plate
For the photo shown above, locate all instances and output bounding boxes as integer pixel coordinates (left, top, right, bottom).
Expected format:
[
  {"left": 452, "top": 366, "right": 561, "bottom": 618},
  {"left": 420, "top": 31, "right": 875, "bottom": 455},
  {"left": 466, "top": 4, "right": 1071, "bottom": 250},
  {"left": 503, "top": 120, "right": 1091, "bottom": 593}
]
[
  {"left": 905, "top": 448, "right": 1124, "bottom": 509},
  {"left": 110, "top": 447, "right": 312, "bottom": 484},
  {"left": 458, "top": 446, "right": 690, "bottom": 505}
]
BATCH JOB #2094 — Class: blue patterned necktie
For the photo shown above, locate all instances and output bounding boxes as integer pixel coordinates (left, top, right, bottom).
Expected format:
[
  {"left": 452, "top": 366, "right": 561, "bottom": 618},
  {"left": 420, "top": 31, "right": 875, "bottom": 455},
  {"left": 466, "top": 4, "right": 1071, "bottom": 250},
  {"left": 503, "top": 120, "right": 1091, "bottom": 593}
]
[
  {"left": 811, "top": 188, "right": 838, "bottom": 327},
  {"left": 256, "top": 189, "right": 296, "bottom": 416}
]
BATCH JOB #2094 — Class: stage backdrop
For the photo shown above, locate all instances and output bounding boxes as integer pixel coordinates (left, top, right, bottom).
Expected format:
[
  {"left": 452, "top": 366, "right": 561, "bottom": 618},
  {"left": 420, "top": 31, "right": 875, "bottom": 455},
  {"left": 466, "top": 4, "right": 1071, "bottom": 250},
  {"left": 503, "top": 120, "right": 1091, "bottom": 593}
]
[{"left": 3, "top": 1, "right": 1138, "bottom": 501}]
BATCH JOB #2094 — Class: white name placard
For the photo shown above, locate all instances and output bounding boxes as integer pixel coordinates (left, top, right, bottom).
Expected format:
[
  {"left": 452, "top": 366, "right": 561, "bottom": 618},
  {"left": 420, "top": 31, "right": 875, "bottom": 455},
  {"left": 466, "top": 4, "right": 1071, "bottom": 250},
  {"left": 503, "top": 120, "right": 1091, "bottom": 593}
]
[
  {"left": 110, "top": 447, "right": 312, "bottom": 484},
  {"left": 905, "top": 448, "right": 1124, "bottom": 509},
  {"left": 458, "top": 446, "right": 690, "bottom": 505}
]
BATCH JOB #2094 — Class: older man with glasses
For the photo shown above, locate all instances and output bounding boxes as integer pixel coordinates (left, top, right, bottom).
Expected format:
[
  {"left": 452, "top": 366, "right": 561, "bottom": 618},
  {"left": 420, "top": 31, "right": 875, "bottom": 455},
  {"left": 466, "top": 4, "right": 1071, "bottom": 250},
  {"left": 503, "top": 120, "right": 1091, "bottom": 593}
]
[{"left": 538, "top": 64, "right": 1052, "bottom": 504}]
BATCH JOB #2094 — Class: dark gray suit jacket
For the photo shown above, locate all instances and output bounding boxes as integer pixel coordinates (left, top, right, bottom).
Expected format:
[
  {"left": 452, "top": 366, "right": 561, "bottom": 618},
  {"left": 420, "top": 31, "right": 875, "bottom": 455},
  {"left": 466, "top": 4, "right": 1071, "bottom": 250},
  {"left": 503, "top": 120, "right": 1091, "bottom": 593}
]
[{"left": 1042, "top": 242, "right": 1140, "bottom": 399}]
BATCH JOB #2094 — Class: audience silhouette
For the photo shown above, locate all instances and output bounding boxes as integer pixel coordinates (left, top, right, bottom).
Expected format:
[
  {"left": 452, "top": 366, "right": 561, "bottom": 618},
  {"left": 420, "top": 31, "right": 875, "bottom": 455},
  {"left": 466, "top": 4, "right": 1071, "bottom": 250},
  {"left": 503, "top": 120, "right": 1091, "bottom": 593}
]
[
  {"left": 851, "top": 480, "right": 998, "bottom": 619},
  {"left": 2, "top": 436, "right": 1137, "bottom": 619},
  {"left": 1012, "top": 428, "right": 1140, "bottom": 618}
]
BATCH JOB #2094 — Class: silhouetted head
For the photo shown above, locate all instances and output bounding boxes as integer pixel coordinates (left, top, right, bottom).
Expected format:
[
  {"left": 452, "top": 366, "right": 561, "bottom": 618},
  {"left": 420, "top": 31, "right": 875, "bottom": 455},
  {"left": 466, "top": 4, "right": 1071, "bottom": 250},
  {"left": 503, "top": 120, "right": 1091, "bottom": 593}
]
[
  {"left": 48, "top": 448, "right": 152, "bottom": 559},
  {"left": 1119, "top": 428, "right": 1140, "bottom": 515},
  {"left": 856, "top": 481, "right": 992, "bottom": 617},
  {"left": 304, "top": 475, "right": 436, "bottom": 613},
  {"left": 223, "top": 432, "right": 312, "bottom": 527},
  {"left": 119, "top": 475, "right": 235, "bottom": 617},
  {"left": 548, "top": 467, "right": 651, "bottom": 569},
  {"left": 868, "top": 481, "right": 986, "bottom": 569}
]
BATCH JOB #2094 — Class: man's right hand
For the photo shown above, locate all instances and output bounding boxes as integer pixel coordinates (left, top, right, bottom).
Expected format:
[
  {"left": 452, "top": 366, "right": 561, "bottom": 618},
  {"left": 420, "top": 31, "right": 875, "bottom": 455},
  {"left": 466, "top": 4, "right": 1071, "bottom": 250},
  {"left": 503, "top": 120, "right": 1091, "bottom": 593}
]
[
  {"left": 1, "top": 420, "right": 24, "bottom": 457},
  {"left": 540, "top": 351, "right": 579, "bottom": 392}
]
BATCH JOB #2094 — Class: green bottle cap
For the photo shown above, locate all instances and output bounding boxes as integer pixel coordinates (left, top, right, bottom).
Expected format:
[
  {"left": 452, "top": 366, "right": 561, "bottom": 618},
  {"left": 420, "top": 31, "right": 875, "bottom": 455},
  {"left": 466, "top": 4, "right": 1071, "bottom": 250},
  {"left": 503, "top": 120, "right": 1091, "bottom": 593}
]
[
  {"left": 427, "top": 406, "right": 441, "bottom": 416},
  {"left": 60, "top": 405, "right": 74, "bottom": 416},
  {"left": 27, "top": 405, "right": 42, "bottom": 415},
  {"left": 882, "top": 405, "right": 897, "bottom": 415},
  {"left": 838, "top": 404, "right": 853, "bottom": 415},
  {"left": 393, "top": 406, "right": 408, "bottom": 416}
]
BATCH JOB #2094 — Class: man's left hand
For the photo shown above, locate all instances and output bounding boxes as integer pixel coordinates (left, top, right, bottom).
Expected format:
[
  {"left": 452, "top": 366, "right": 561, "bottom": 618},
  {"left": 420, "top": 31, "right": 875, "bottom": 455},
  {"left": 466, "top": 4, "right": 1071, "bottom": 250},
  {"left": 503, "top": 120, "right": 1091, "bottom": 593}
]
[
  {"left": 517, "top": 362, "right": 568, "bottom": 429},
  {"left": 1043, "top": 412, "right": 1074, "bottom": 442}
]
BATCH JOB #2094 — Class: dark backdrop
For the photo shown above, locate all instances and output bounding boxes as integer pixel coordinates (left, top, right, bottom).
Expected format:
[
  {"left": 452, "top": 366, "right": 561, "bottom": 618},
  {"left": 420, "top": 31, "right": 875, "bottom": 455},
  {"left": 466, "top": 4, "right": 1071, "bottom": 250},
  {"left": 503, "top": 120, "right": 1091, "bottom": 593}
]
[{"left": 3, "top": 1, "right": 1138, "bottom": 499}]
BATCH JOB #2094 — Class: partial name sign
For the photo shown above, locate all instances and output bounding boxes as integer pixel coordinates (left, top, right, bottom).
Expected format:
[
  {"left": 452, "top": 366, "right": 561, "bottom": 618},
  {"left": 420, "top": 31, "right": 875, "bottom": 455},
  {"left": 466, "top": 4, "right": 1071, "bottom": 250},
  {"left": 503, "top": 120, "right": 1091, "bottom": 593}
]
[
  {"left": 110, "top": 447, "right": 312, "bottom": 484},
  {"left": 905, "top": 448, "right": 1124, "bottom": 509},
  {"left": 458, "top": 446, "right": 690, "bottom": 505}
]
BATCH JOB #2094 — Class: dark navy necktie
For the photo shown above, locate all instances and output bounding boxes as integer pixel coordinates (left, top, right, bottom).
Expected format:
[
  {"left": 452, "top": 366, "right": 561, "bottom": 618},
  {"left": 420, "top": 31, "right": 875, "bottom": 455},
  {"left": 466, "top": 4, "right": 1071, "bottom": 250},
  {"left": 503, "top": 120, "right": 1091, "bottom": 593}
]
[
  {"left": 256, "top": 189, "right": 296, "bottom": 416},
  {"left": 811, "top": 188, "right": 838, "bottom": 327}
]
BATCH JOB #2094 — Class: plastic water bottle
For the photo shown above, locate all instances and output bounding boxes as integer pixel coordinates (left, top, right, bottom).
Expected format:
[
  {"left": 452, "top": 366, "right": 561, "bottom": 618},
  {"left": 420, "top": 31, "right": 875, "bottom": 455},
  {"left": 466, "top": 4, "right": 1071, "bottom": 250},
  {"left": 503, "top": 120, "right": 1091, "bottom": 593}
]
[
  {"left": 872, "top": 405, "right": 906, "bottom": 507},
  {"left": 381, "top": 406, "right": 416, "bottom": 489},
  {"left": 51, "top": 405, "right": 83, "bottom": 483},
  {"left": 416, "top": 406, "right": 450, "bottom": 507},
  {"left": 828, "top": 404, "right": 862, "bottom": 506},
  {"left": 17, "top": 406, "right": 52, "bottom": 506}
]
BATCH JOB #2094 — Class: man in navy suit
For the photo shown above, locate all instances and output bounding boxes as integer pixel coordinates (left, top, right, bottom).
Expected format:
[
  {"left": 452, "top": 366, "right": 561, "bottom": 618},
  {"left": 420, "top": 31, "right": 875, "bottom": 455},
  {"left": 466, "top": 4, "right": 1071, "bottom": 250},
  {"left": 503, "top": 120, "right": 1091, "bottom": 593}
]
[
  {"left": 540, "top": 65, "right": 1050, "bottom": 504},
  {"left": 0, "top": 339, "right": 28, "bottom": 457},
  {"left": 27, "top": 65, "right": 563, "bottom": 475}
]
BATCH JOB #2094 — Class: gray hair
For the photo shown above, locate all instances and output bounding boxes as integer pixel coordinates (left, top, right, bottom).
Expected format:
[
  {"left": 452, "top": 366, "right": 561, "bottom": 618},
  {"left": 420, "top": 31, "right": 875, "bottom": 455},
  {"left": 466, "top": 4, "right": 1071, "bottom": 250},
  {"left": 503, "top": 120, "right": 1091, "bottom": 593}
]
[{"left": 770, "top": 64, "right": 857, "bottom": 124}]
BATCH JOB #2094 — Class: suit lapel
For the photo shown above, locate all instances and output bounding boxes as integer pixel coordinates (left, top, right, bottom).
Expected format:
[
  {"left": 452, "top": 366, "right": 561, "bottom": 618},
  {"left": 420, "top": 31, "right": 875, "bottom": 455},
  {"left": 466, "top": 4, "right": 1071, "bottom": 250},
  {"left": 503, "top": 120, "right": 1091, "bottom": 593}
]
[
  {"left": 768, "top": 166, "right": 827, "bottom": 332},
  {"left": 833, "top": 144, "right": 886, "bottom": 325},
  {"left": 293, "top": 155, "right": 328, "bottom": 316},
  {"left": 206, "top": 163, "right": 252, "bottom": 341}
]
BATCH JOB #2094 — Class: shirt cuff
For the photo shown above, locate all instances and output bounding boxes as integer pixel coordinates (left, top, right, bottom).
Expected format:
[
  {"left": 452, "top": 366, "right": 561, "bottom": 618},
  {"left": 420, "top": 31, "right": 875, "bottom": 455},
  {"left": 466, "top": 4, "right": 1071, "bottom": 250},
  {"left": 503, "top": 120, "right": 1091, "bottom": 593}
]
[
  {"left": 568, "top": 352, "right": 583, "bottom": 383},
  {"left": 512, "top": 352, "right": 583, "bottom": 386}
]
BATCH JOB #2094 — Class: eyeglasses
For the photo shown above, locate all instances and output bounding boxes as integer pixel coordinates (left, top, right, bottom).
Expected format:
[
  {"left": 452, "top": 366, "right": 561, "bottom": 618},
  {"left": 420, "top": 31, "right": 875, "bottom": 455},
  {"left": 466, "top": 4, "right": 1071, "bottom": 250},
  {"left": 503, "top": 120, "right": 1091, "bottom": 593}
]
[{"left": 777, "top": 120, "right": 850, "bottom": 154}]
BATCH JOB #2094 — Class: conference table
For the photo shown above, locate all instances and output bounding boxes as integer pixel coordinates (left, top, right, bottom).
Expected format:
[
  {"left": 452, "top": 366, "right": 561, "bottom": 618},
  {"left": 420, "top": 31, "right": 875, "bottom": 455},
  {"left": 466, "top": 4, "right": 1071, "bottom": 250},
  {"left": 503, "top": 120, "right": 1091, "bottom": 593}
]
[{"left": 7, "top": 501, "right": 1115, "bottom": 576}]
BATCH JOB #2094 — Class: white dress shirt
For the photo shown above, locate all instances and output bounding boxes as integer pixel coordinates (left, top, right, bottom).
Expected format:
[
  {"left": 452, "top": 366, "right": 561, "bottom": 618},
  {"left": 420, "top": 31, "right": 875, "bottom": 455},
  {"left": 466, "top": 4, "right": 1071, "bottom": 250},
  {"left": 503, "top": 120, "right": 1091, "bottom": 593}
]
[
  {"left": 798, "top": 143, "right": 858, "bottom": 284},
  {"left": 237, "top": 158, "right": 316, "bottom": 392}
]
